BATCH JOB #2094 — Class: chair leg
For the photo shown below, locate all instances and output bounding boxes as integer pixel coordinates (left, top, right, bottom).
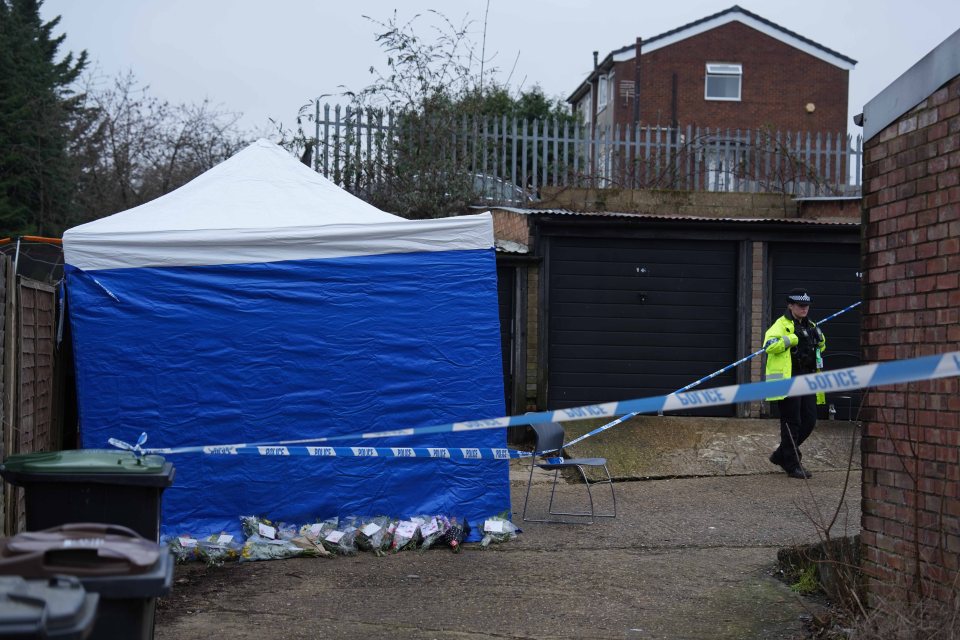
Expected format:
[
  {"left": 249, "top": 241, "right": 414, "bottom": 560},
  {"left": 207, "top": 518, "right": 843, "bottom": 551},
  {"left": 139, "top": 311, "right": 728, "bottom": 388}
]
[
  {"left": 546, "top": 468, "right": 561, "bottom": 513},
  {"left": 546, "top": 465, "right": 596, "bottom": 524},
  {"left": 582, "top": 464, "right": 616, "bottom": 518},
  {"left": 582, "top": 467, "right": 596, "bottom": 524},
  {"left": 524, "top": 462, "right": 617, "bottom": 524},
  {"left": 521, "top": 455, "right": 537, "bottom": 522},
  {"left": 604, "top": 464, "right": 617, "bottom": 518}
]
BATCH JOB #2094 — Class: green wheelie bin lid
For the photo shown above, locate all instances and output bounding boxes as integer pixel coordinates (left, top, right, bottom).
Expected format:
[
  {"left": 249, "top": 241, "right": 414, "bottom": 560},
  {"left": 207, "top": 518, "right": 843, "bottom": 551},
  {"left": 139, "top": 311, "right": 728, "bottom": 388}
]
[{"left": 0, "top": 450, "right": 168, "bottom": 475}]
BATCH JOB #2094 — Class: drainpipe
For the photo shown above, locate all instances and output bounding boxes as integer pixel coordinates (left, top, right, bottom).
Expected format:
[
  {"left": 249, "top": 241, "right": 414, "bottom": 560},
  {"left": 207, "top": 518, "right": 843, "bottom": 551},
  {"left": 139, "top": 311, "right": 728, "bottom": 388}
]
[{"left": 633, "top": 38, "right": 642, "bottom": 124}]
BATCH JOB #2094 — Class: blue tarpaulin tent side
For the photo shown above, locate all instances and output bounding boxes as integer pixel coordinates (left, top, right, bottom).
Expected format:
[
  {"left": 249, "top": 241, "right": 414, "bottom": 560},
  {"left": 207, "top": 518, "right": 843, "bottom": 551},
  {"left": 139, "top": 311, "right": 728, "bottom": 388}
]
[{"left": 62, "top": 140, "right": 510, "bottom": 538}]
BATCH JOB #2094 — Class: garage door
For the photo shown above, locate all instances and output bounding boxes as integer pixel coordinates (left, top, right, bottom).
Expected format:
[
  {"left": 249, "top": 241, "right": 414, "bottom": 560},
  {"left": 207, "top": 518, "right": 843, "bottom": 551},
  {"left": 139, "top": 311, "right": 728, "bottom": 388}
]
[
  {"left": 547, "top": 236, "right": 738, "bottom": 415},
  {"left": 770, "top": 242, "right": 862, "bottom": 420}
]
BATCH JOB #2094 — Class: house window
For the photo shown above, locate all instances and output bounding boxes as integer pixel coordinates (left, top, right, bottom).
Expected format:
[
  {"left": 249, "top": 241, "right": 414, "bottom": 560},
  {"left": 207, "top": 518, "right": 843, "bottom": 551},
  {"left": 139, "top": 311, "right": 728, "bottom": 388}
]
[
  {"left": 705, "top": 63, "right": 742, "bottom": 101},
  {"left": 598, "top": 75, "right": 608, "bottom": 111}
]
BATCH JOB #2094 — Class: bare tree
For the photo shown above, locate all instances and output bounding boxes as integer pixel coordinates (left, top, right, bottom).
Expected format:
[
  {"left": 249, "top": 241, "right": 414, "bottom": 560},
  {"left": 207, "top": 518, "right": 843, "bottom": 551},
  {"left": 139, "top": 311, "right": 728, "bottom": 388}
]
[{"left": 65, "top": 71, "right": 252, "bottom": 226}]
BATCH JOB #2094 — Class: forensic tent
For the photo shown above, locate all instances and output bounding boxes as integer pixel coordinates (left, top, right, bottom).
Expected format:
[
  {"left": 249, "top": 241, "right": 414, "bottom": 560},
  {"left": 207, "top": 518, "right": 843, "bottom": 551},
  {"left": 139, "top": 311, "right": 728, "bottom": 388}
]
[{"left": 62, "top": 139, "right": 510, "bottom": 538}]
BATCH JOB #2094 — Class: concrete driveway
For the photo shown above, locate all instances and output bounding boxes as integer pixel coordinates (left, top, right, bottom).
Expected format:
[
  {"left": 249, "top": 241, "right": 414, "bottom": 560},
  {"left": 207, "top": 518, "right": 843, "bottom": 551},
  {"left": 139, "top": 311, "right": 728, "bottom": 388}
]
[{"left": 155, "top": 465, "right": 860, "bottom": 640}]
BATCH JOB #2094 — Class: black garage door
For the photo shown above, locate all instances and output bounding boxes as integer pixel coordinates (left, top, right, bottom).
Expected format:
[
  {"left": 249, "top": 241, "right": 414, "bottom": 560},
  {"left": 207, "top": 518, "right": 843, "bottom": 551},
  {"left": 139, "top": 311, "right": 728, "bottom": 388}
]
[
  {"left": 547, "top": 236, "right": 738, "bottom": 415},
  {"left": 770, "top": 242, "right": 862, "bottom": 420}
]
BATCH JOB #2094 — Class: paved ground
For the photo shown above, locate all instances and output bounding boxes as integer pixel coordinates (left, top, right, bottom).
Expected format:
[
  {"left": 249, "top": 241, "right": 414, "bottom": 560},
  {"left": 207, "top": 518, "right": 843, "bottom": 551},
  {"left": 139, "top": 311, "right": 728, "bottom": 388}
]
[{"left": 155, "top": 466, "right": 861, "bottom": 640}]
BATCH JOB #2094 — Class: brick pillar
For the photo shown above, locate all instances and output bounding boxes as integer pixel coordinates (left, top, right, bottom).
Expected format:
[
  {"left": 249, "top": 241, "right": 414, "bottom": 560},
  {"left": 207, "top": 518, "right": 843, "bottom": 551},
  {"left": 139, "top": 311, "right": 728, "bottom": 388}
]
[
  {"left": 748, "top": 240, "right": 766, "bottom": 417},
  {"left": 861, "top": 74, "right": 960, "bottom": 607}
]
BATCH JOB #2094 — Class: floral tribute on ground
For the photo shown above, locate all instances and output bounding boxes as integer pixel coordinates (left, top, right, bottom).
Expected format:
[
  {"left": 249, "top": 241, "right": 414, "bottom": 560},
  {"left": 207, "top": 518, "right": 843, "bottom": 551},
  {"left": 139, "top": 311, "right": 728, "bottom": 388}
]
[{"left": 165, "top": 512, "right": 509, "bottom": 565}]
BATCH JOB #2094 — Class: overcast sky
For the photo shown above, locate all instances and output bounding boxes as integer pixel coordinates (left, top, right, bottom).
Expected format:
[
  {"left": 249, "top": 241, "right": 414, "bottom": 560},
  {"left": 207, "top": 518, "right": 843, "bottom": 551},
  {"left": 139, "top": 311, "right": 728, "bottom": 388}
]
[{"left": 41, "top": 0, "right": 960, "bottom": 137}]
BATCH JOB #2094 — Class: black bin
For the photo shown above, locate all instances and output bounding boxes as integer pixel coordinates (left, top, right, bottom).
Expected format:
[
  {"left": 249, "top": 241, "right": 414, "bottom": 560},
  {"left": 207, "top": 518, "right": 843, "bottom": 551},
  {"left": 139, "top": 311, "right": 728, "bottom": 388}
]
[
  {"left": 0, "top": 575, "right": 98, "bottom": 639},
  {"left": 0, "top": 450, "right": 174, "bottom": 542},
  {"left": 0, "top": 524, "right": 173, "bottom": 640}
]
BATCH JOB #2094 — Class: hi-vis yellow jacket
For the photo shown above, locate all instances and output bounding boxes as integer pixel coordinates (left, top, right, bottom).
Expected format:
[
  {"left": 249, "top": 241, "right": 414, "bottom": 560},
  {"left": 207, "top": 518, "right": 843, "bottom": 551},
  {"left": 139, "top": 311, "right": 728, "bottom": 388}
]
[{"left": 763, "top": 314, "right": 826, "bottom": 402}]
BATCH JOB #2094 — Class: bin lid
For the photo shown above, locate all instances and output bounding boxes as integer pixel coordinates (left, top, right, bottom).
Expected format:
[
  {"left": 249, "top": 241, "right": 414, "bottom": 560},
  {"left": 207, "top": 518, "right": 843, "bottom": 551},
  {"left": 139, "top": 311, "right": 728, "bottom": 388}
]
[
  {"left": 0, "top": 525, "right": 174, "bottom": 600},
  {"left": 0, "top": 525, "right": 161, "bottom": 574},
  {"left": 0, "top": 449, "right": 167, "bottom": 474},
  {"left": 0, "top": 575, "right": 99, "bottom": 638}
]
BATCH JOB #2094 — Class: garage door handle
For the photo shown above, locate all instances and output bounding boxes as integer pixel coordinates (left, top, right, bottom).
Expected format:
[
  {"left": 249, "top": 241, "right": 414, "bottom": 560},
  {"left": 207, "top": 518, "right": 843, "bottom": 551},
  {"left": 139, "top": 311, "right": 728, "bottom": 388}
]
[{"left": 637, "top": 292, "right": 647, "bottom": 303}]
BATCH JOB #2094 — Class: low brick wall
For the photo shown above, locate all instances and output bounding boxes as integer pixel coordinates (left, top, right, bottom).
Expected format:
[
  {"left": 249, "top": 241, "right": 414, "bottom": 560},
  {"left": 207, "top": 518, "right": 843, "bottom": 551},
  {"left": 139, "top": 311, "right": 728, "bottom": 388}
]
[{"left": 538, "top": 187, "right": 798, "bottom": 218}]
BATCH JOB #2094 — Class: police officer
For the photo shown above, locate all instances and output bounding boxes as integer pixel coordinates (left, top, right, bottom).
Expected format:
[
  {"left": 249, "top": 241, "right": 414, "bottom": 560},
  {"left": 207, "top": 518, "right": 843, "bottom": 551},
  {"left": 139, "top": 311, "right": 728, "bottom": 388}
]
[{"left": 763, "top": 288, "right": 826, "bottom": 479}]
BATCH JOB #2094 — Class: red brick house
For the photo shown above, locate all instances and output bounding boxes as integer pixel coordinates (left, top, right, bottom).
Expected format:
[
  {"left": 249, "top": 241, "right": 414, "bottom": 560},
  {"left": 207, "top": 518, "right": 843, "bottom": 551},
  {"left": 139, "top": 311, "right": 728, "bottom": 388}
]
[
  {"left": 860, "top": 28, "right": 960, "bottom": 608},
  {"left": 568, "top": 6, "right": 856, "bottom": 136}
]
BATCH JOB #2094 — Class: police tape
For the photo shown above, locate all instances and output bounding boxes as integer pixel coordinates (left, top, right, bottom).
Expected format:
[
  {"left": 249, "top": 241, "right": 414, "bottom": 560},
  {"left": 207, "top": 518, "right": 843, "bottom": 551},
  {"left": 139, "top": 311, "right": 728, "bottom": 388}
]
[
  {"left": 134, "top": 350, "right": 960, "bottom": 458},
  {"left": 197, "top": 445, "right": 525, "bottom": 459},
  {"left": 632, "top": 301, "right": 861, "bottom": 432}
]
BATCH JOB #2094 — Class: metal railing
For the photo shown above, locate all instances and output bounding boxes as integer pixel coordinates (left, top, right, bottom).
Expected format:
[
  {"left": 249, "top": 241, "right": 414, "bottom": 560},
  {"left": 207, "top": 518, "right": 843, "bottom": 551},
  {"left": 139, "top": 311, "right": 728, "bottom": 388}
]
[{"left": 313, "top": 103, "right": 863, "bottom": 206}]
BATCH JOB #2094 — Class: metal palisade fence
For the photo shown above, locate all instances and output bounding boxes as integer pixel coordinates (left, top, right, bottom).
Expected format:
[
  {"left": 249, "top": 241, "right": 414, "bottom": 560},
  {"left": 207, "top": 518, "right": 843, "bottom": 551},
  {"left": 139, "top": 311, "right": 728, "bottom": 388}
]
[{"left": 313, "top": 103, "right": 863, "bottom": 208}]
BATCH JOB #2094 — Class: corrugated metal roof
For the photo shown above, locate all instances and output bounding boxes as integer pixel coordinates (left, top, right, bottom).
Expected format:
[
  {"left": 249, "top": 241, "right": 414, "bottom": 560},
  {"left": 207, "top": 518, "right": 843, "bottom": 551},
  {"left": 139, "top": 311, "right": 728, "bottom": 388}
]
[{"left": 489, "top": 206, "right": 858, "bottom": 226}]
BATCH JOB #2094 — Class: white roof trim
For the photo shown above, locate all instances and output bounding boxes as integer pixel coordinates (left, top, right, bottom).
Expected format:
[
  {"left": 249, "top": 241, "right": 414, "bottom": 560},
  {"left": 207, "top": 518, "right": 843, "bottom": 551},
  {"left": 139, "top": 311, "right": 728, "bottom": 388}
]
[
  {"left": 612, "top": 13, "right": 854, "bottom": 70},
  {"left": 65, "top": 214, "right": 494, "bottom": 271}
]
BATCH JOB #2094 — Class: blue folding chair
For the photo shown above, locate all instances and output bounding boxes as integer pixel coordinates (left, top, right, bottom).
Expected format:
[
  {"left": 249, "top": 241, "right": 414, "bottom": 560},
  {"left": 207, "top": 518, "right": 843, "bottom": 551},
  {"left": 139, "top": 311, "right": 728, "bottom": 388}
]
[{"left": 521, "top": 422, "right": 617, "bottom": 524}]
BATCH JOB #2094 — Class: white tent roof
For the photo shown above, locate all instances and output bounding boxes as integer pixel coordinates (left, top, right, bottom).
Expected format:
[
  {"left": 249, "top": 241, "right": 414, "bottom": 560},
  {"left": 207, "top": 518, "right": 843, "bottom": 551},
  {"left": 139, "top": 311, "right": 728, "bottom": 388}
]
[{"left": 64, "top": 139, "right": 493, "bottom": 271}]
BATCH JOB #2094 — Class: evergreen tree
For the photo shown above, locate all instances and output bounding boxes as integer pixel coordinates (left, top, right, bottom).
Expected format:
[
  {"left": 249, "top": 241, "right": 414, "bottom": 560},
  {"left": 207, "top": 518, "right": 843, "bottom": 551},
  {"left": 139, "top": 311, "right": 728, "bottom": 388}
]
[{"left": 0, "top": 0, "right": 87, "bottom": 236}]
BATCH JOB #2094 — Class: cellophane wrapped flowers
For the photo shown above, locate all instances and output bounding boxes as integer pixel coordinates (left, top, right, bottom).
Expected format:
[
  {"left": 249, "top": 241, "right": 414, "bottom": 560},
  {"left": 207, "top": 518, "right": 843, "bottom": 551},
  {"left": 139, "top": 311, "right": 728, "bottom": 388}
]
[
  {"left": 479, "top": 514, "right": 519, "bottom": 547},
  {"left": 438, "top": 517, "right": 469, "bottom": 553},
  {"left": 354, "top": 516, "right": 393, "bottom": 556},
  {"left": 239, "top": 515, "right": 324, "bottom": 562},
  {"left": 389, "top": 519, "right": 422, "bottom": 553},
  {"left": 197, "top": 533, "right": 242, "bottom": 566},
  {"left": 417, "top": 515, "right": 450, "bottom": 552}
]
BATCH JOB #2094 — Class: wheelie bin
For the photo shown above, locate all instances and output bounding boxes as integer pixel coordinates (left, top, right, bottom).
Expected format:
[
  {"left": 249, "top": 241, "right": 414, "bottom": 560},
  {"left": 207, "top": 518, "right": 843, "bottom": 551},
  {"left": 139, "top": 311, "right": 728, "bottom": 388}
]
[
  {"left": 0, "top": 450, "right": 174, "bottom": 542},
  {"left": 0, "top": 575, "right": 99, "bottom": 639},
  {"left": 0, "top": 524, "right": 173, "bottom": 640}
]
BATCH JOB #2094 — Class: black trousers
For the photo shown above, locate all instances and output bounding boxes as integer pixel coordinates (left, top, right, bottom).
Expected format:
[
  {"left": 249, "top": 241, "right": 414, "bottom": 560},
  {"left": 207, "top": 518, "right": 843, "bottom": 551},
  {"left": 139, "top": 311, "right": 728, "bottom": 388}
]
[{"left": 773, "top": 395, "right": 817, "bottom": 470}]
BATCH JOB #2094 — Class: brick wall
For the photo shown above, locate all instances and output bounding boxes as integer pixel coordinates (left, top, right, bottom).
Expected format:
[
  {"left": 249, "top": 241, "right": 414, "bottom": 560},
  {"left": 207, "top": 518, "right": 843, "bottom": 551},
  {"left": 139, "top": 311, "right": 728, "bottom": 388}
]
[
  {"left": 538, "top": 187, "right": 798, "bottom": 218},
  {"left": 861, "top": 74, "right": 960, "bottom": 606},
  {"left": 609, "top": 22, "right": 848, "bottom": 136},
  {"left": 492, "top": 210, "right": 531, "bottom": 246}
]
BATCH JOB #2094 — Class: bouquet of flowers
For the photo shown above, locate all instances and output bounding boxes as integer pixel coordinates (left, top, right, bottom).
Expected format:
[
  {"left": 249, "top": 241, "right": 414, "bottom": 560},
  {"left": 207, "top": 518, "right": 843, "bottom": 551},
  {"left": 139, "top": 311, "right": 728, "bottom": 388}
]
[
  {"left": 417, "top": 515, "right": 451, "bottom": 552},
  {"left": 241, "top": 515, "right": 280, "bottom": 540},
  {"left": 438, "top": 517, "right": 470, "bottom": 553},
  {"left": 287, "top": 533, "right": 332, "bottom": 558},
  {"left": 311, "top": 517, "right": 358, "bottom": 556},
  {"left": 389, "top": 519, "right": 422, "bottom": 553},
  {"left": 479, "top": 513, "right": 519, "bottom": 547},
  {"left": 197, "top": 533, "right": 242, "bottom": 566},
  {"left": 354, "top": 516, "right": 393, "bottom": 556},
  {"left": 239, "top": 515, "right": 323, "bottom": 562},
  {"left": 240, "top": 537, "right": 314, "bottom": 562},
  {"left": 166, "top": 535, "right": 203, "bottom": 563},
  {"left": 299, "top": 517, "right": 338, "bottom": 542}
]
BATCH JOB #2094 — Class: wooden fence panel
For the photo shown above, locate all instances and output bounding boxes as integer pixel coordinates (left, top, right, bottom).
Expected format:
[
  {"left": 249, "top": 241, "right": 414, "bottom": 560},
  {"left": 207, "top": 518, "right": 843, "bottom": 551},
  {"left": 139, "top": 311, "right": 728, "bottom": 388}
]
[
  {"left": 2, "top": 277, "right": 57, "bottom": 535},
  {"left": 0, "top": 255, "right": 8, "bottom": 532}
]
